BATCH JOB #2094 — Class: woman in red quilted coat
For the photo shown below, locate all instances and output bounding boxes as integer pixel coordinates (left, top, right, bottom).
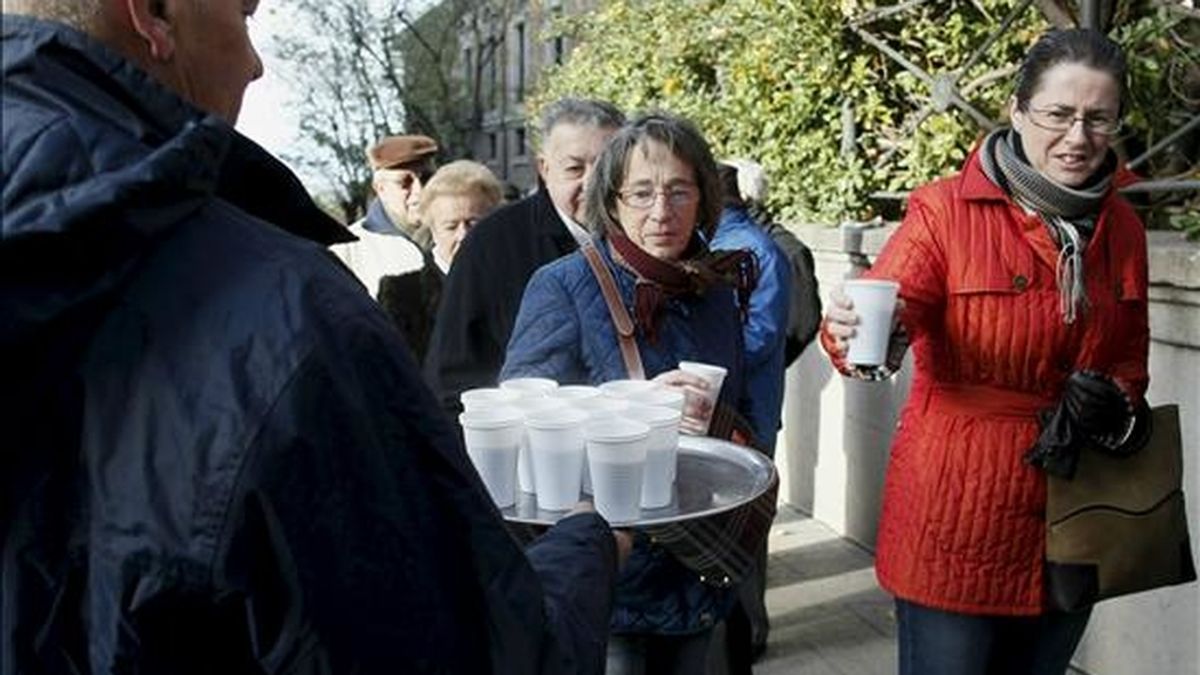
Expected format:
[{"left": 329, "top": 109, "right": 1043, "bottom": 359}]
[{"left": 821, "top": 29, "right": 1149, "bottom": 675}]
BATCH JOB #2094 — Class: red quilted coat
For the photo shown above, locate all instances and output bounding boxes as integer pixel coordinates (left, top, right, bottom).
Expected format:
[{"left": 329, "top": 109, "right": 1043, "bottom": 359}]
[{"left": 833, "top": 149, "right": 1149, "bottom": 615}]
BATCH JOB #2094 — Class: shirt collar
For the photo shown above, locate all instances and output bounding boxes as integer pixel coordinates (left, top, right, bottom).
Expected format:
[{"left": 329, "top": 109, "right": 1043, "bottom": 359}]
[{"left": 553, "top": 203, "right": 592, "bottom": 246}]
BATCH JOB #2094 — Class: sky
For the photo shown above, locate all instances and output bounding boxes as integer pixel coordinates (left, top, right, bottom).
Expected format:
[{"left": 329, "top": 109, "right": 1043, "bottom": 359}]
[{"left": 235, "top": 7, "right": 308, "bottom": 184}]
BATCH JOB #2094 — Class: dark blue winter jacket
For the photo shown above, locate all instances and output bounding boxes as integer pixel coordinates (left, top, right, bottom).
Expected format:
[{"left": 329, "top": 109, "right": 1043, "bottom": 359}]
[
  {"left": 712, "top": 206, "right": 791, "bottom": 455},
  {"left": 1, "top": 15, "right": 616, "bottom": 674},
  {"left": 501, "top": 240, "right": 748, "bottom": 635}
]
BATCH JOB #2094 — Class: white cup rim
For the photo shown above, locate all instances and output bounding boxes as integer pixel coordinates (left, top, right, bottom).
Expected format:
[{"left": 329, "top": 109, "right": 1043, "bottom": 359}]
[
  {"left": 585, "top": 419, "right": 651, "bottom": 441},
  {"left": 460, "top": 387, "right": 522, "bottom": 405},
  {"left": 678, "top": 361, "right": 728, "bottom": 379},
  {"left": 499, "top": 377, "right": 559, "bottom": 392},
  {"left": 844, "top": 278, "right": 900, "bottom": 290},
  {"left": 512, "top": 397, "right": 568, "bottom": 415},
  {"left": 623, "top": 405, "right": 682, "bottom": 427},
  {"left": 629, "top": 388, "right": 685, "bottom": 406},
  {"left": 526, "top": 407, "right": 590, "bottom": 429},
  {"left": 554, "top": 385, "right": 603, "bottom": 400},
  {"left": 459, "top": 406, "right": 523, "bottom": 429}
]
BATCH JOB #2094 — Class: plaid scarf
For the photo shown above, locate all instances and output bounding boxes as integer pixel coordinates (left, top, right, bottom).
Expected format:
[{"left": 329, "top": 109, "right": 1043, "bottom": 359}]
[
  {"left": 607, "top": 230, "right": 757, "bottom": 344},
  {"left": 978, "top": 128, "right": 1116, "bottom": 324}
]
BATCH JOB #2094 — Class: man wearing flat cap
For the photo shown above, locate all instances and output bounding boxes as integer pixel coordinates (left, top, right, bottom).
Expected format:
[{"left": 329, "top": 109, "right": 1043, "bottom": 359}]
[{"left": 333, "top": 134, "right": 439, "bottom": 304}]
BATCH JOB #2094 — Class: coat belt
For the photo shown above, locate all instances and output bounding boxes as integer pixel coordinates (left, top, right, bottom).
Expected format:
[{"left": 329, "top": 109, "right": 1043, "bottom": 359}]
[{"left": 926, "top": 382, "right": 1057, "bottom": 420}]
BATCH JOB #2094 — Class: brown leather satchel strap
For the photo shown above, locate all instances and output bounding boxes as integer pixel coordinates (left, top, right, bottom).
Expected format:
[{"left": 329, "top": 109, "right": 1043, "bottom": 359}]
[{"left": 581, "top": 242, "right": 646, "bottom": 380}]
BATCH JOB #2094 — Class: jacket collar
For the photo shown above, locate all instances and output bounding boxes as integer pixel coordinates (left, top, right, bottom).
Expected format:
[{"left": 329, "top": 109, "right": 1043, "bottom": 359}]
[{"left": 530, "top": 186, "right": 579, "bottom": 252}]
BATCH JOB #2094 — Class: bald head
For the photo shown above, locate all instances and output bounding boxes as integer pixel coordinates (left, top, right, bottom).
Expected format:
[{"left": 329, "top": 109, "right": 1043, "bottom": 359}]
[{"left": 4, "top": 0, "right": 264, "bottom": 124}]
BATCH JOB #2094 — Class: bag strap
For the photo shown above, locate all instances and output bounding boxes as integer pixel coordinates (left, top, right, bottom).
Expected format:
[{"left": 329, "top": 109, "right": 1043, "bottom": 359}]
[{"left": 581, "top": 242, "right": 646, "bottom": 380}]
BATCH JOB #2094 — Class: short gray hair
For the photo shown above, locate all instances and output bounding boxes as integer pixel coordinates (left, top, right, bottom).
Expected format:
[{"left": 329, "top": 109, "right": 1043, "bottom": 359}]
[
  {"left": 536, "top": 97, "right": 624, "bottom": 148},
  {"left": 585, "top": 112, "right": 722, "bottom": 242},
  {"left": 724, "top": 158, "right": 769, "bottom": 205}
]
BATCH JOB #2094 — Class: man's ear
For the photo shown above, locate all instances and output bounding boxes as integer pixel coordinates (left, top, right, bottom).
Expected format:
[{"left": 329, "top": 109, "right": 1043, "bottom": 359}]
[
  {"left": 536, "top": 153, "right": 549, "bottom": 182},
  {"left": 124, "top": 0, "right": 175, "bottom": 61}
]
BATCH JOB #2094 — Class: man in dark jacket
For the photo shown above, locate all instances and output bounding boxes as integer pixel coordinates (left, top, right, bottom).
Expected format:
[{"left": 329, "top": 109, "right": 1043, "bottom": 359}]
[
  {"left": 0, "top": 3, "right": 623, "bottom": 673},
  {"left": 423, "top": 98, "right": 624, "bottom": 415}
]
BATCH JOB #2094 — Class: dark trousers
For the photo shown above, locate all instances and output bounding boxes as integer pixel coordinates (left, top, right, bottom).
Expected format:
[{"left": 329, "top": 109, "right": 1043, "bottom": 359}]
[
  {"left": 606, "top": 629, "right": 717, "bottom": 675},
  {"left": 896, "top": 599, "right": 1092, "bottom": 675}
]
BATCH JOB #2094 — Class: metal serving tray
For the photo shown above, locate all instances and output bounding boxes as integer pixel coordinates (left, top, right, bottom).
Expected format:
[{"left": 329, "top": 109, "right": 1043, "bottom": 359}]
[{"left": 501, "top": 435, "right": 776, "bottom": 528}]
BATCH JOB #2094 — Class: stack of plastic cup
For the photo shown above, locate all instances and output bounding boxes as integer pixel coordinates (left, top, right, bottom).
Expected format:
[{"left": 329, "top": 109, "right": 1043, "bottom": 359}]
[
  {"left": 623, "top": 405, "right": 683, "bottom": 508},
  {"left": 627, "top": 387, "right": 686, "bottom": 413},
  {"left": 499, "top": 377, "right": 559, "bottom": 398},
  {"left": 552, "top": 385, "right": 604, "bottom": 405},
  {"left": 585, "top": 419, "right": 651, "bottom": 523},
  {"left": 574, "top": 396, "right": 630, "bottom": 494},
  {"left": 599, "top": 379, "right": 661, "bottom": 401},
  {"left": 459, "top": 407, "right": 524, "bottom": 508},
  {"left": 511, "top": 396, "right": 568, "bottom": 493},
  {"left": 525, "top": 407, "right": 590, "bottom": 511},
  {"left": 677, "top": 361, "right": 727, "bottom": 435},
  {"left": 460, "top": 387, "right": 522, "bottom": 411}
]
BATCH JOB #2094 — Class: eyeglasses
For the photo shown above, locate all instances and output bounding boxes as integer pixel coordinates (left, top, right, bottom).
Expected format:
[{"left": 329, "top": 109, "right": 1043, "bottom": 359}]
[
  {"left": 1025, "top": 106, "right": 1123, "bottom": 136},
  {"left": 617, "top": 185, "right": 700, "bottom": 210}
]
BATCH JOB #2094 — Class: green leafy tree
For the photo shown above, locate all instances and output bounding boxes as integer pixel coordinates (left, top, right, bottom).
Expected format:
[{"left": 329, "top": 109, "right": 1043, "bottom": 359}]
[{"left": 533, "top": 0, "right": 1198, "bottom": 232}]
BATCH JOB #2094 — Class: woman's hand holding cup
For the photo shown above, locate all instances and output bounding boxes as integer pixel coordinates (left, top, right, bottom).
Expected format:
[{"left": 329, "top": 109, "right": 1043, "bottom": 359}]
[{"left": 652, "top": 369, "right": 712, "bottom": 434}]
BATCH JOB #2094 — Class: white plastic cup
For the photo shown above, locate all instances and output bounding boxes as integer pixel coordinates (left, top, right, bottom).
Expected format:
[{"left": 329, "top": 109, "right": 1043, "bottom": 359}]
[
  {"left": 623, "top": 405, "right": 683, "bottom": 508},
  {"left": 677, "top": 361, "right": 728, "bottom": 436},
  {"left": 526, "top": 407, "right": 590, "bottom": 511},
  {"left": 459, "top": 407, "right": 524, "bottom": 508},
  {"left": 552, "top": 385, "right": 604, "bottom": 405},
  {"left": 460, "top": 387, "right": 523, "bottom": 411},
  {"left": 599, "top": 379, "right": 662, "bottom": 401},
  {"left": 512, "top": 397, "right": 568, "bottom": 493},
  {"left": 573, "top": 397, "right": 630, "bottom": 494},
  {"left": 627, "top": 387, "right": 686, "bottom": 413},
  {"left": 499, "top": 377, "right": 559, "bottom": 397},
  {"left": 586, "top": 419, "right": 651, "bottom": 523},
  {"left": 842, "top": 279, "right": 900, "bottom": 366}
]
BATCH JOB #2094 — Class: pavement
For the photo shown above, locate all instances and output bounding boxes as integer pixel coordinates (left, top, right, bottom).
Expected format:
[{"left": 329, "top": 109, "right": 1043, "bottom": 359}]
[{"left": 756, "top": 506, "right": 897, "bottom": 675}]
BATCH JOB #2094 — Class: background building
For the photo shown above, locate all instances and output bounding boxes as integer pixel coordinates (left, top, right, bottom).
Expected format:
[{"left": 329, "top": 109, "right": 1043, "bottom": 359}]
[{"left": 455, "top": 0, "right": 598, "bottom": 193}]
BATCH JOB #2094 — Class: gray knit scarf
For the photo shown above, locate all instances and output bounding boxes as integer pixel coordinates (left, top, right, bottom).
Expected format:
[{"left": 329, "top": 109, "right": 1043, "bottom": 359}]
[{"left": 978, "top": 128, "right": 1116, "bottom": 324}]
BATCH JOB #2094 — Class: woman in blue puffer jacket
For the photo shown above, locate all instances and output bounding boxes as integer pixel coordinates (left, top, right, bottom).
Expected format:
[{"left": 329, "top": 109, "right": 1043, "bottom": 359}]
[{"left": 502, "top": 113, "right": 759, "bottom": 674}]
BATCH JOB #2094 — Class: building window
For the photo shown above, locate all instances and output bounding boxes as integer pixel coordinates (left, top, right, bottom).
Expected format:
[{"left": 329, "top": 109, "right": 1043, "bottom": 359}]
[
  {"left": 553, "top": 36, "right": 565, "bottom": 65},
  {"left": 514, "top": 22, "right": 526, "bottom": 102},
  {"left": 514, "top": 128, "right": 526, "bottom": 157},
  {"left": 489, "top": 133, "right": 498, "bottom": 160}
]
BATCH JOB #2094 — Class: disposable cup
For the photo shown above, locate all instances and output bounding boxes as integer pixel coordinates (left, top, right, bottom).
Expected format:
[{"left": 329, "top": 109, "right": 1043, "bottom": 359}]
[
  {"left": 626, "top": 387, "right": 686, "bottom": 413},
  {"left": 512, "top": 397, "right": 568, "bottom": 493},
  {"left": 460, "top": 387, "right": 523, "bottom": 411},
  {"left": 586, "top": 419, "right": 651, "bottom": 523},
  {"left": 526, "top": 407, "right": 590, "bottom": 511},
  {"left": 552, "top": 385, "right": 604, "bottom": 405},
  {"left": 499, "top": 377, "right": 559, "bottom": 397},
  {"left": 842, "top": 279, "right": 900, "bottom": 366},
  {"left": 459, "top": 407, "right": 524, "bottom": 508},
  {"left": 599, "top": 379, "right": 662, "bottom": 401},
  {"left": 678, "top": 361, "right": 728, "bottom": 436},
  {"left": 572, "top": 397, "right": 630, "bottom": 494},
  {"left": 623, "top": 405, "right": 683, "bottom": 508}
]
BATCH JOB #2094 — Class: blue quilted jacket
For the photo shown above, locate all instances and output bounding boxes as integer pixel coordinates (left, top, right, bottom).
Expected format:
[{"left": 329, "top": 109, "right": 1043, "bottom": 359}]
[{"left": 502, "top": 239, "right": 748, "bottom": 635}]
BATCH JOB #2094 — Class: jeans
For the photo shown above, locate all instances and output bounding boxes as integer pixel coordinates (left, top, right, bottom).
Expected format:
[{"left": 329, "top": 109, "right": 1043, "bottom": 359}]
[{"left": 896, "top": 599, "right": 1092, "bottom": 675}]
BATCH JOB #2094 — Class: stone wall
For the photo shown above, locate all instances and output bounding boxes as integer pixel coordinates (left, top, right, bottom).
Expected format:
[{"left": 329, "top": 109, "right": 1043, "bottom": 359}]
[{"left": 775, "top": 225, "right": 1200, "bottom": 674}]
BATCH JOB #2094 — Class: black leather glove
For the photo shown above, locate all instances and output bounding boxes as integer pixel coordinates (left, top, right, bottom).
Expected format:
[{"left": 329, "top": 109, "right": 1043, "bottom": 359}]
[
  {"left": 1026, "top": 371, "right": 1134, "bottom": 478},
  {"left": 1061, "top": 370, "right": 1132, "bottom": 440}
]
